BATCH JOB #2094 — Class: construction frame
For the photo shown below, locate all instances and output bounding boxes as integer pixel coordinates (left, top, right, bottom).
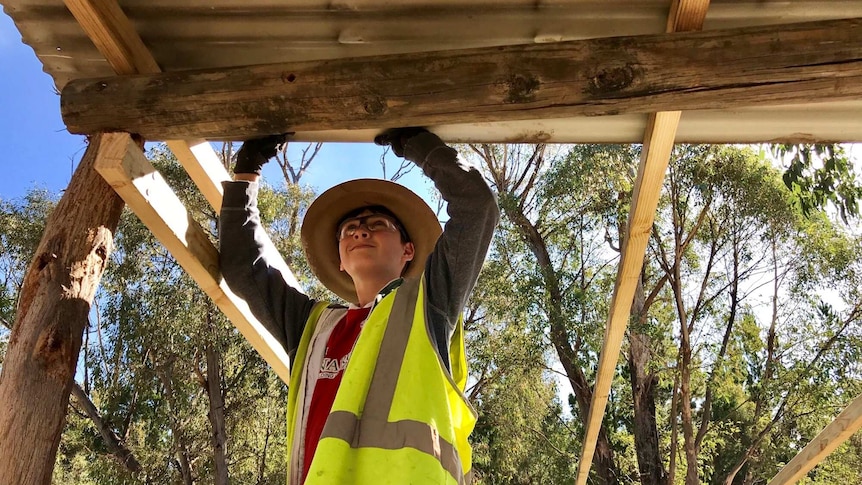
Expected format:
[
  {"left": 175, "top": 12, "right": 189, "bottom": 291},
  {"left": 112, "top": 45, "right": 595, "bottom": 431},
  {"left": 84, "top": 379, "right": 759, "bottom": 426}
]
[{"left": 1, "top": 1, "right": 861, "bottom": 483}]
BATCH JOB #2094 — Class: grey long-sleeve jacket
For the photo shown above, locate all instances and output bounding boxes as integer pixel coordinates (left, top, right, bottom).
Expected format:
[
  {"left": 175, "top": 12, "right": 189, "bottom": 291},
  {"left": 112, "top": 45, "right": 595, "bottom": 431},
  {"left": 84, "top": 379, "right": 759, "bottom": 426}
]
[{"left": 218, "top": 134, "right": 499, "bottom": 371}]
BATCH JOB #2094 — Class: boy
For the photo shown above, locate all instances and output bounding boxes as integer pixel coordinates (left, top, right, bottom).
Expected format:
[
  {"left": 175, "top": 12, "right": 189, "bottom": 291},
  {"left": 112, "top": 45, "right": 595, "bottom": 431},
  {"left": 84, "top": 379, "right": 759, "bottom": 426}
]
[{"left": 219, "top": 128, "right": 498, "bottom": 484}]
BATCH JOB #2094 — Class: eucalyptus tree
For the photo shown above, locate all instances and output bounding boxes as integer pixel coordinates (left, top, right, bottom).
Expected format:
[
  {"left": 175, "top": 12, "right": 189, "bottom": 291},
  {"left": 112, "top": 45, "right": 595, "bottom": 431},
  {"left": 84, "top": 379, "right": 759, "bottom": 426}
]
[
  {"left": 467, "top": 141, "right": 862, "bottom": 485},
  {"left": 465, "top": 143, "right": 635, "bottom": 484},
  {"left": 650, "top": 145, "right": 862, "bottom": 484},
  {"left": 465, "top": 241, "right": 579, "bottom": 484}
]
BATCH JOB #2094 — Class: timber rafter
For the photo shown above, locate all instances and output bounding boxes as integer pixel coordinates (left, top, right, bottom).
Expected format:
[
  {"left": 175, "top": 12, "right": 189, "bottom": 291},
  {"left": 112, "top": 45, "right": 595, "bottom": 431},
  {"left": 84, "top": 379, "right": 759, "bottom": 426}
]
[{"left": 576, "top": 2, "right": 711, "bottom": 482}]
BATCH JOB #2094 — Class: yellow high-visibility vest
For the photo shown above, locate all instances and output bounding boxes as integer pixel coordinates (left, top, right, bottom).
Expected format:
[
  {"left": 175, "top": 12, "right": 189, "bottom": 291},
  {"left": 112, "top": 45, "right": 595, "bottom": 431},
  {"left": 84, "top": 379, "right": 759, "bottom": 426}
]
[{"left": 286, "top": 276, "right": 475, "bottom": 484}]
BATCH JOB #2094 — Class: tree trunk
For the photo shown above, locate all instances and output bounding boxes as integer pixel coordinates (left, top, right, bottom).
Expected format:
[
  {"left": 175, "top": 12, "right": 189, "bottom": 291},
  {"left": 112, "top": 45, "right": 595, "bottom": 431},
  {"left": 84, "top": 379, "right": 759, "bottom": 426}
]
[
  {"left": 176, "top": 453, "right": 194, "bottom": 485},
  {"left": 156, "top": 363, "right": 195, "bottom": 485},
  {"left": 679, "top": 316, "right": 698, "bottom": 485},
  {"left": 628, "top": 278, "right": 666, "bottom": 485},
  {"left": 668, "top": 372, "right": 680, "bottom": 485},
  {"left": 554, "top": 324, "right": 617, "bottom": 485},
  {"left": 206, "top": 308, "right": 229, "bottom": 485},
  {"left": 70, "top": 381, "right": 141, "bottom": 473},
  {"left": 257, "top": 417, "right": 271, "bottom": 484},
  {"left": 535, "top": 246, "right": 617, "bottom": 484},
  {"left": 677, "top": 291, "right": 699, "bottom": 485},
  {"left": 0, "top": 133, "right": 124, "bottom": 485}
]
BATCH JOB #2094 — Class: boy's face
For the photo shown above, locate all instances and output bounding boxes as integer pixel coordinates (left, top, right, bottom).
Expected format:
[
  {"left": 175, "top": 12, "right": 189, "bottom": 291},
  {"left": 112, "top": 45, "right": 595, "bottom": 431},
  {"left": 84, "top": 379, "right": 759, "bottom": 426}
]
[{"left": 337, "top": 209, "right": 415, "bottom": 281}]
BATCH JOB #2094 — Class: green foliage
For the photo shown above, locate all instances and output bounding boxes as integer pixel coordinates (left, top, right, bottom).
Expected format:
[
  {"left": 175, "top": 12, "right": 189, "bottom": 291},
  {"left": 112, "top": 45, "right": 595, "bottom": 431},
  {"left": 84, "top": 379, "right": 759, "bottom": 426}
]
[
  {"left": 466, "top": 256, "right": 579, "bottom": 484},
  {"left": 472, "top": 142, "right": 862, "bottom": 484},
  {"left": 3, "top": 139, "right": 861, "bottom": 484},
  {"left": 774, "top": 143, "right": 862, "bottom": 223},
  {"left": 0, "top": 188, "right": 57, "bottom": 367}
]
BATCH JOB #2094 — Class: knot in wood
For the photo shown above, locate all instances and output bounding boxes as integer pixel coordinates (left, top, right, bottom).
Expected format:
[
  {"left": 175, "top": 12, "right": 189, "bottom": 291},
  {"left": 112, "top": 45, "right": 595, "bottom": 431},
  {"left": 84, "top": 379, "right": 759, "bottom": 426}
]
[
  {"left": 363, "top": 97, "right": 387, "bottom": 116},
  {"left": 587, "top": 65, "right": 635, "bottom": 95},
  {"left": 506, "top": 74, "right": 540, "bottom": 104}
]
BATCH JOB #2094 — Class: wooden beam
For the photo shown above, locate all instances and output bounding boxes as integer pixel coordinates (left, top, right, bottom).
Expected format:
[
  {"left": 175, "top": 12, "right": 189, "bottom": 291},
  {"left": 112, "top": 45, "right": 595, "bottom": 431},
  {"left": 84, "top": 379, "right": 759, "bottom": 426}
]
[
  {"left": 163, "top": 139, "right": 231, "bottom": 209},
  {"left": 63, "top": 0, "right": 226, "bottom": 209},
  {"left": 94, "top": 133, "right": 293, "bottom": 383},
  {"left": 574, "top": 110, "right": 681, "bottom": 484},
  {"left": 60, "top": 18, "right": 862, "bottom": 140},
  {"left": 575, "top": 2, "right": 708, "bottom": 483},
  {"left": 63, "top": 0, "right": 160, "bottom": 75},
  {"left": 768, "top": 392, "right": 862, "bottom": 485},
  {"left": 667, "top": 0, "right": 710, "bottom": 32}
]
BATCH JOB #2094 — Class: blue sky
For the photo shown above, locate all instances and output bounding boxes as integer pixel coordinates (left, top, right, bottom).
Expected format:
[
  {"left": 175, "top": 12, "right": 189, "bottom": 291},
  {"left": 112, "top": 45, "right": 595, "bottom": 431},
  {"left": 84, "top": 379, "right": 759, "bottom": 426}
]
[
  {"left": 0, "top": 13, "right": 90, "bottom": 199},
  {"left": 0, "top": 11, "right": 431, "bottom": 203}
]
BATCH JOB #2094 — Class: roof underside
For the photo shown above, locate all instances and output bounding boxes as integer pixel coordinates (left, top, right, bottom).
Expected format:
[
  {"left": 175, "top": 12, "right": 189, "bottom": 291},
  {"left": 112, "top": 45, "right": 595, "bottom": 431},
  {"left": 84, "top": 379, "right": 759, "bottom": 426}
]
[{"left": 5, "top": 0, "right": 862, "bottom": 143}]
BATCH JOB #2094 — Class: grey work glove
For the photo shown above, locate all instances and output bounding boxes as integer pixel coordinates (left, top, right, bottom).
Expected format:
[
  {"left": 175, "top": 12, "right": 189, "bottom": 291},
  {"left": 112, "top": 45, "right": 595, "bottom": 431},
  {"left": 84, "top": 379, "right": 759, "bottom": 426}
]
[
  {"left": 233, "top": 134, "right": 291, "bottom": 176},
  {"left": 374, "top": 127, "right": 445, "bottom": 161}
]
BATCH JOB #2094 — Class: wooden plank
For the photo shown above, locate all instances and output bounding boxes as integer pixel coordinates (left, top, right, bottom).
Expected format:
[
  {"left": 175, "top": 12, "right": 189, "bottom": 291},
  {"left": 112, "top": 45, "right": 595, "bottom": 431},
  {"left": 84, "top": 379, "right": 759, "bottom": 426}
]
[
  {"left": 575, "top": 2, "right": 708, "bottom": 482},
  {"left": 667, "top": 0, "right": 710, "bottom": 32},
  {"left": 63, "top": 0, "right": 160, "bottom": 75},
  {"left": 768, "top": 392, "right": 862, "bottom": 485},
  {"left": 93, "top": 132, "right": 293, "bottom": 383},
  {"left": 574, "top": 111, "right": 681, "bottom": 484},
  {"left": 63, "top": 0, "right": 227, "bottom": 209},
  {"left": 60, "top": 18, "right": 862, "bottom": 140},
  {"left": 164, "top": 139, "right": 231, "bottom": 210}
]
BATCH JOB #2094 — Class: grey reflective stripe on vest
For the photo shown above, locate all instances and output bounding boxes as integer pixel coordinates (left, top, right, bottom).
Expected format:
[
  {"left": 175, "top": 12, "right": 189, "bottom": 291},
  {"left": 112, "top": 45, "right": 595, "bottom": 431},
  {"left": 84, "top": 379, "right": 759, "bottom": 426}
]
[{"left": 319, "top": 277, "right": 467, "bottom": 484}]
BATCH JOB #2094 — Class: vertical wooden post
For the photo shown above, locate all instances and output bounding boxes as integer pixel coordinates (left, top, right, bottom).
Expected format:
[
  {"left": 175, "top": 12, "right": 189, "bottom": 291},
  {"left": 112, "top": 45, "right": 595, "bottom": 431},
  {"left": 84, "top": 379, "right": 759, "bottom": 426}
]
[{"left": 0, "top": 133, "right": 124, "bottom": 484}]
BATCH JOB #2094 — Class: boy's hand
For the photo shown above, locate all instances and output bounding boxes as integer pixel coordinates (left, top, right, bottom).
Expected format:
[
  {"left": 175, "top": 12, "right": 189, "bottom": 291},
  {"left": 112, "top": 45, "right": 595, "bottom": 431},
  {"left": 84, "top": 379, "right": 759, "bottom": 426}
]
[{"left": 233, "top": 133, "right": 291, "bottom": 175}]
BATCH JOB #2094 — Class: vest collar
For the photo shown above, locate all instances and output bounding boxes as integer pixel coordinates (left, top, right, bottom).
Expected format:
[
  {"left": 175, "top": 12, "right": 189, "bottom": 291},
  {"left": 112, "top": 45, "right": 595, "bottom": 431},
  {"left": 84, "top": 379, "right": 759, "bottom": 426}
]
[{"left": 347, "top": 278, "right": 404, "bottom": 310}]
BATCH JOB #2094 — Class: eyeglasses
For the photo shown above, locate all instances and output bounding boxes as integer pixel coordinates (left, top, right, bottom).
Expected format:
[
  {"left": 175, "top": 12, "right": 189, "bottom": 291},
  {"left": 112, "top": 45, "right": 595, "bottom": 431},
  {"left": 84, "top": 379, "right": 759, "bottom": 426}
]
[{"left": 337, "top": 214, "right": 403, "bottom": 241}]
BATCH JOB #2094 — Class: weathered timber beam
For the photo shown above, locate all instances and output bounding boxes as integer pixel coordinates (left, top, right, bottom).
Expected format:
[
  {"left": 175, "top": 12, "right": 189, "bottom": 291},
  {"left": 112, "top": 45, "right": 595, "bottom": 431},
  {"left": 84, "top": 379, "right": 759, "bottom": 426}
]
[
  {"left": 94, "top": 133, "right": 293, "bottom": 383},
  {"left": 575, "top": 2, "right": 708, "bottom": 483},
  {"left": 768, "top": 391, "right": 862, "bottom": 485},
  {"left": 60, "top": 18, "right": 862, "bottom": 141}
]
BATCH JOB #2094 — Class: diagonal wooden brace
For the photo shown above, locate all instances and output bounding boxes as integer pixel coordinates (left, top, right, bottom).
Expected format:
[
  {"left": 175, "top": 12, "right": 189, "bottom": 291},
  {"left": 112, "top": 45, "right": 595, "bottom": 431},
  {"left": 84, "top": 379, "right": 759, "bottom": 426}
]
[{"left": 94, "top": 132, "right": 294, "bottom": 383}]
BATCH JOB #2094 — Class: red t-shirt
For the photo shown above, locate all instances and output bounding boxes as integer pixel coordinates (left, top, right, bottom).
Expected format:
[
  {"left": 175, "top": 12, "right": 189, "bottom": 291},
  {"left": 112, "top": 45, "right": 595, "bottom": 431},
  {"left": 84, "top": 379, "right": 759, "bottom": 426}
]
[{"left": 302, "top": 307, "right": 371, "bottom": 482}]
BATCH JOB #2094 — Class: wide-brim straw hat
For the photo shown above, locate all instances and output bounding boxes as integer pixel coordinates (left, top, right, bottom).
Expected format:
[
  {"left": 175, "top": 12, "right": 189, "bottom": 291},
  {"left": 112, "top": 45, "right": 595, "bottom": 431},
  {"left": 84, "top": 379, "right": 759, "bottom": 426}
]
[{"left": 301, "top": 178, "right": 442, "bottom": 303}]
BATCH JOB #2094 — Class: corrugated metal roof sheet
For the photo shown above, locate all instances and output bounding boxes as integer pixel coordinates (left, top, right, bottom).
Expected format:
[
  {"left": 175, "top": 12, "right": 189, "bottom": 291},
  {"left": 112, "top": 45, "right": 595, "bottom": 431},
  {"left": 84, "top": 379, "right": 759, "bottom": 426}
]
[{"left": 4, "top": 0, "right": 862, "bottom": 142}]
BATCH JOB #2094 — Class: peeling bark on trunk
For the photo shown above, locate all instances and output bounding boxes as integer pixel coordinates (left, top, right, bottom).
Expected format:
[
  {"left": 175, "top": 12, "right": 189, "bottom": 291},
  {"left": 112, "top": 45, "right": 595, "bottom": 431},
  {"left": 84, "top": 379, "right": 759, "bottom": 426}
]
[
  {"left": 628, "top": 281, "right": 666, "bottom": 485},
  {"left": 70, "top": 381, "right": 141, "bottom": 473},
  {"left": 0, "top": 134, "right": 124, "bottom": 485}
]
